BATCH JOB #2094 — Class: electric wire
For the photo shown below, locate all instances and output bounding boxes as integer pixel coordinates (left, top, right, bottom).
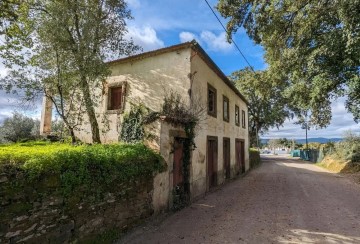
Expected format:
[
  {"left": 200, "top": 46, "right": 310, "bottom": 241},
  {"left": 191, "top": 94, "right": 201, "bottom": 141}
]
[{"left": 204, "top": 0, "right": 256, "bottom": 73}]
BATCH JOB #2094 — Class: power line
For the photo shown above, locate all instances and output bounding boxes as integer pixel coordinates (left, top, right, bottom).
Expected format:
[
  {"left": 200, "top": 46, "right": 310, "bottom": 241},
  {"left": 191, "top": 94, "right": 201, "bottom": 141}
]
[{"left": 204, "top": 0, "right": 256, "bottom": 73}]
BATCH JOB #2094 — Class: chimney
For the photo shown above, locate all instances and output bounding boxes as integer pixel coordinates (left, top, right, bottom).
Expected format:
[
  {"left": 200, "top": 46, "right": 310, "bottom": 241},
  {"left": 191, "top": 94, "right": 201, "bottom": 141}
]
[{"left": 40, "top": 96, "right": 52, "bottom": 135}]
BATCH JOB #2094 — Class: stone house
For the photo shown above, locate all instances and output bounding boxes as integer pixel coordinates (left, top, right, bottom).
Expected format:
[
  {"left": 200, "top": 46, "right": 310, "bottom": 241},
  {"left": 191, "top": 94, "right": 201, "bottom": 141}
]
[{"left": 41, "top": 40, "right": 249, "bottom": 211}]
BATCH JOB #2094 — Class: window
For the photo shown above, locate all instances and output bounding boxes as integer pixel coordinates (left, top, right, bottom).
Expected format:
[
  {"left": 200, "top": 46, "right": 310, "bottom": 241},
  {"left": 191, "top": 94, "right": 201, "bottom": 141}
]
[
  {"left": 208, "top": 84, "right": 217, "bottom": 117},
  {"left": 235, "top": 105, "right": 240, "bottom": 126},
  {"left": 223, "top": 95, "right": 229, "bottom": 122},
  {"left": 242, "top": 110, "right": 246, "bottom": 128},
  {"left": 108, "top": 86, "right": 123, "bottom": 110}
]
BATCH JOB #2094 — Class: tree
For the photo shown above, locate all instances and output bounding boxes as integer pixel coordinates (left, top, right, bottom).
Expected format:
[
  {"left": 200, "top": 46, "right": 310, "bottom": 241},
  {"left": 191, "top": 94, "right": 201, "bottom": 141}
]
[
  {"left": 0, "top": 0, "right": 29, "bottom": 35},
  {"left": 267, "top": 138, "right": 281, "bottom": 154},
  {"left": 0, "top": 111, "right": 39, "bottom": 142},
  {"left": 0, "top": 0, "right": 140, "bottom": 143},
  {"left": 230, "top": 68, "right": 290, "bottom": 147},
  {"left": 217, "top": 0, "right": 360, "bottom": 127},
  {"left": 279, "top": 138, "right": 291, "bottom": 149},
  {"left": 51, "top": 118, "right": 70, "bottom": 139}
]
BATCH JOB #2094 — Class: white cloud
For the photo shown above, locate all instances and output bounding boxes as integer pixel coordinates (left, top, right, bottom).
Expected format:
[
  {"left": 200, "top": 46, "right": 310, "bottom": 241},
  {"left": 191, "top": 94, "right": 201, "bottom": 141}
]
[
  {"left": 263, "top": 97, "right": 359, "bottom": 139},
  {"left": 200, "top": 31, "right": 233, "bottom": 52},
  {"left": 126, "top": 26, "right": 164, "bottom": 52},
  {"left": 179, "top": 32, "right": 197, "bottom": 43},
  {"left": 179, "top": 30, "right": 233, "bottom": 53}
]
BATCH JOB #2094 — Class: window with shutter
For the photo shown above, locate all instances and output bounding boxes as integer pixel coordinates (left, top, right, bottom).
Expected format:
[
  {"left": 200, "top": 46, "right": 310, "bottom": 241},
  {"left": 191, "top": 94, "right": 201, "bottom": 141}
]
[
  {"left": 108, "top": 87, "right": 122, "bottom": 110},
  {"left": 235, "top": 105, "right": 240, "bottom": 126},
  {"left": 242, "top": 110, "right": 246, "bottom": 128},
  {"left": 208, "top": 83, "right": 217, "bottom": 118},
  {"left": 223, "top": 95, "right": 229, "bottom": 122}
]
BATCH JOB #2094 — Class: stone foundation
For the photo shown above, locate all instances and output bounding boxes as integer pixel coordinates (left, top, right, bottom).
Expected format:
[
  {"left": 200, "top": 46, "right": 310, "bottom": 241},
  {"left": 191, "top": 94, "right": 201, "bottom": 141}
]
[{"left": 0, "top": 172, "right": 154, "bottom": 243}]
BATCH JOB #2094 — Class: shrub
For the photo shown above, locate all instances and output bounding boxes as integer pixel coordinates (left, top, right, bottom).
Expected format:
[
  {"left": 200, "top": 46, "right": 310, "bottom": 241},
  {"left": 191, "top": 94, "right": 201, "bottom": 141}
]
[
  {"left": 249, "top": 148, "right": 261, "bottom": 168},
  {"left": 0, "top": 142, "right": 166, "bottom": 200},
  {"left": 0, "top": 112, "right": 40, "bottom": 143}
]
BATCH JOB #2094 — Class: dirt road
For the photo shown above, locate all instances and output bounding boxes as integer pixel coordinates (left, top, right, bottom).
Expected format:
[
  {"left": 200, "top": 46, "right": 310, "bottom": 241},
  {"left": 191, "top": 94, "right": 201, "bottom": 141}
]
[{"left": 119, "top": 156, "right": 360, "bottom": 243}]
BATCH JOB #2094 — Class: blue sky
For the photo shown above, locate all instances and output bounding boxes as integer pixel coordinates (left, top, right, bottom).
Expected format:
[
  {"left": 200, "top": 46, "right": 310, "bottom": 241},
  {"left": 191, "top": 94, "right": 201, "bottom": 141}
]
[{"left": 0, "top": 0, "right": 358, "bottom": 138}]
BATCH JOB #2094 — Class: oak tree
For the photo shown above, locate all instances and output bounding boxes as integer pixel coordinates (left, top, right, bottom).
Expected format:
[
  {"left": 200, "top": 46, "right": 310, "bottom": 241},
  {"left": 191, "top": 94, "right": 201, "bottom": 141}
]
[
  {"left": 217, "top": 0, "right": 360, "bottom": 126},
  {"left": 230, "top": 68, "right": 290, "bottom": 147}
]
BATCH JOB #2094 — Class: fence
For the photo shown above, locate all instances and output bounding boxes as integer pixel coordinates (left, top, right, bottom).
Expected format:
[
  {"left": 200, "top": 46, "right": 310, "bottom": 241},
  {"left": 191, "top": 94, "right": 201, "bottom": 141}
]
[{"left": 290, "top": 148, "right": 326, "bottom": 163}]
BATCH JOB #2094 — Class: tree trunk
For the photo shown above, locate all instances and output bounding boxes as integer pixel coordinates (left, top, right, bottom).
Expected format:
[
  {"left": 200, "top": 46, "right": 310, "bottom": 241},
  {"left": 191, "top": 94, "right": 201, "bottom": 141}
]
[
  {"left": 69, "top": 127, "right": 76, "bottom": 144},
  {"left": 80, "top": 76, "right": 101, "bottom": 143}
]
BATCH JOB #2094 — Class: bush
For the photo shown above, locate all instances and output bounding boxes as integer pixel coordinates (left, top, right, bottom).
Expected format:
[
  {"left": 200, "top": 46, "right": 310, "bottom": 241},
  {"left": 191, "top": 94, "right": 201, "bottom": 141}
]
[
  {"left": 0, "top": 142, "right": 166, "bottom": 200},
  {"left": 328, "top": 131, "right": 360, "bottom": 163},
  {"left": 0, "top": 112, "right": 40, "bottom": 143},
  {"left": 249, "top": 148, "right": 261, "bottom": 168}
]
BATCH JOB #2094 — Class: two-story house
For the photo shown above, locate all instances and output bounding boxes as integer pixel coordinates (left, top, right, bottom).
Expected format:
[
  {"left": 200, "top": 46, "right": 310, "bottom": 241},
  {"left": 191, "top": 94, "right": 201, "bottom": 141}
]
[{"left": 40, "top": 40, "right": 249, "bottom": 211}]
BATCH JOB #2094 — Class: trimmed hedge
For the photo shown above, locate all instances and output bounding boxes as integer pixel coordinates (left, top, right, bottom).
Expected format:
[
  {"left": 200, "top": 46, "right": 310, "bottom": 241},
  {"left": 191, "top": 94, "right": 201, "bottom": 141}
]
[
  {"left": 249, "top": 148, "right": 261, "bottom": 168},
  {"left": 0, "top": 142, "right": 166, "bottom": 200}
]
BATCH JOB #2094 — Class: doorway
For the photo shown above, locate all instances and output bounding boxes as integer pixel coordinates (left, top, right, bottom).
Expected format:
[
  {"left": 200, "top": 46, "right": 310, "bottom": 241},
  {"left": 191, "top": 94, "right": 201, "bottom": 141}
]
[
  {"left": 173, "top": 138, "right": 184, "bottom": 187},
  {"left": 235, "top": 139, "right": 245, "bottom": 174},
  {"left": 207, "top": 136, "right": 218, "bottom": 189},
  {"left": 223, "top": 138, "right": 230, "bottom": 179}
]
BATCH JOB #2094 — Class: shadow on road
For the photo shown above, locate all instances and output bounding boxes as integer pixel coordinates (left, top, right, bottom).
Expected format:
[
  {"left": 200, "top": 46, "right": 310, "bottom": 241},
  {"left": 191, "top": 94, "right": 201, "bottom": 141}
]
[{"left": 118, "top": 155, "right": 360, "bottom": 244}]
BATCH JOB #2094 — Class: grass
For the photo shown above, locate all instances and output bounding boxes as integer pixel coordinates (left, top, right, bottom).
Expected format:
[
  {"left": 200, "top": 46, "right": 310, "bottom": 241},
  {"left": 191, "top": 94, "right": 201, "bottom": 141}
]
[
  {"left": 317, "top": 156, "right": 348, "bottom": 173},
  {"left": 0, "top": 141, "right": 83, "bottom": 165}
]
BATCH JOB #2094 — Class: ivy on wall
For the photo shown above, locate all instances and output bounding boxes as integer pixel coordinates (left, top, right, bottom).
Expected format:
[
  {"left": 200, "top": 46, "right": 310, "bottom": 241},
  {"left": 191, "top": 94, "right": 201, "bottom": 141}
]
[
  {"left": 120, "top": 92, "right": 205, "bottom": 210},
  {"left": 120, "top": 104, "right": 147, "bottom": 143},
  {"left": 145, "top": 92, "right": 204, "bottom": 210}
]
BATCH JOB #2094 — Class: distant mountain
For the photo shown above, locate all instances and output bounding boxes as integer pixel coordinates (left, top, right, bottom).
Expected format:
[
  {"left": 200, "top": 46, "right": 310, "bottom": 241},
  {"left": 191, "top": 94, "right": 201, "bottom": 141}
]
[{"left": 261, "top": 137, "right": 342, "bottom": 144}]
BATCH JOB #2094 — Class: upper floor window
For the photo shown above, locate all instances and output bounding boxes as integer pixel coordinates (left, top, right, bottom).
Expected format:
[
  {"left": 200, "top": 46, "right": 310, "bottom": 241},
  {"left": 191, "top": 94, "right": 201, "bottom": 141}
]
[
  {"left": 223, "top": 95, "right": 229, "bottom": 122},
  {"left": 107, "top": 82, "right": 126, "bottom": 111},
  {"left": 208, "top": 83, "right": 217, "bottom": 117},
  {"left": 242, "top": 110, "right": 246, "bottom": 128},
  {"left": 235, "top": 105, "right": 240, "bottom": 126}
]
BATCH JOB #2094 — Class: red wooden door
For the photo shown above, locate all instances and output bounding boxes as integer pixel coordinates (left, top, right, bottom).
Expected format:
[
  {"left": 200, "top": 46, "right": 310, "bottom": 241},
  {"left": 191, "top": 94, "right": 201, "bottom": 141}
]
[
  {"left": 173, "top": 138, "right": 184, "bottom": 187},
  {"left": 236, "top": 139, "right": 245, "bottom": 174},
  {"left": 240, "top": 141, "right": 245, "bottom": 173},
  {"left": 207, "top": 137, "right": 218, "bottom": 188},
  {"left": 223, "top": 138, "right": 230, "bottom": 179}
]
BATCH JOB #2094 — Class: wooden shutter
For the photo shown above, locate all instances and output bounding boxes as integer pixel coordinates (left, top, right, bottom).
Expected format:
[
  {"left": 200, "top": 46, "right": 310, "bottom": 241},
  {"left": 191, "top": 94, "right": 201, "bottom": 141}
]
[{"left": 110, "top": 87, "right": 122, "bottom": 110}]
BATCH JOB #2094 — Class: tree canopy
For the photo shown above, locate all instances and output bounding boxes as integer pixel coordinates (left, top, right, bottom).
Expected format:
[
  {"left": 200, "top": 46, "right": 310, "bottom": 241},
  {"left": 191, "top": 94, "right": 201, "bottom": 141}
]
[
  {"left": 230, "top": 68, "right": 290, "bottom": 146},
  {"left": 0, "top": 111, "right": 39, "bottom": 143},
  {"left": 217, "top": 0, "right": 360, "bottom": 126},
  {"left": 0, "top": 0, "right": 139, "bottom": 143}
]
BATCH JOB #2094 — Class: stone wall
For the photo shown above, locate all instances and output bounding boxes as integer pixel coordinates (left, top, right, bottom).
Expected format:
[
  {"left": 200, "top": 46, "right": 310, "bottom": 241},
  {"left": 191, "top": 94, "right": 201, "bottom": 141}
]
[{"left": 0, "top": 171, "right": 154, "bottom": 243}]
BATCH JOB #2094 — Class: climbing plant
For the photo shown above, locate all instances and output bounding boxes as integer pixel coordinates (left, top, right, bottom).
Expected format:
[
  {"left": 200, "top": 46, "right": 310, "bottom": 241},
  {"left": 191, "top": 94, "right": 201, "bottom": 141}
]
[
  {"left": 144, "top": 91, "right": 205, "bottom": 210},
  {"left": 120, "top": 92, "right": 205, "bottom": 209},
  {"left": 120, "top": 104, "right": 147, "bottom": 143}
]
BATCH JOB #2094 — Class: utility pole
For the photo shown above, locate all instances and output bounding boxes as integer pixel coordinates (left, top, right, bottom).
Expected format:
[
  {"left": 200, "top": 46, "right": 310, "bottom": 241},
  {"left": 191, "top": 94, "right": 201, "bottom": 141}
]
[
  {"left": 305, "top": 121, "right": 308, "bottom": 150},
  {"left": 256, "top": 126, "right": 259, "bottom": 150}
]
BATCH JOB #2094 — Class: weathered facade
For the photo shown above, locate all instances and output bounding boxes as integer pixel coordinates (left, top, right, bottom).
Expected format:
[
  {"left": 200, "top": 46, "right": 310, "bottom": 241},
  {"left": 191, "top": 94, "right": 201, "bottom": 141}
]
[{"left": 42, "top": 41, "right": 249, "bottom": 211}]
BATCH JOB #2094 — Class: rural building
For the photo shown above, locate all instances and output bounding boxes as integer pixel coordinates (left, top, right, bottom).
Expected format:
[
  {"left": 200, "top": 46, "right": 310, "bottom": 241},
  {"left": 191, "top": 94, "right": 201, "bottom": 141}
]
[{"left": 40, "top": 40, "right": 249, "bottom": 211}]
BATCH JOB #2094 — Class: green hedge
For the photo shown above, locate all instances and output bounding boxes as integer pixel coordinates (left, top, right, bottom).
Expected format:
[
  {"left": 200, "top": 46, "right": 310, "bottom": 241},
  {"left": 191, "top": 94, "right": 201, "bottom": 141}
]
[
  {"left": 0, "top": 142, "right": 166, "bottom": 199},
  {"left": 249, "top": 148, "right": 261, "bottom": 168}
]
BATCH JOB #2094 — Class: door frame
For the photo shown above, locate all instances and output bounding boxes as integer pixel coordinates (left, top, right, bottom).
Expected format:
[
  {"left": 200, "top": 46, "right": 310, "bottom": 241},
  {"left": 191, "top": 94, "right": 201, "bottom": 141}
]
[
  {"left": 168, "top": 130, "right": 190, "bottom": 209},
  {"left": 223, "top": 137, "right": 231, "bottom": 180},
  {"left": 235, "top": 138, "right": 246, "bottom": 174},
  {"left": 173, "top": 137, "right": 184, "bottom": 188},
  {"left": 207, "top": 136, "right": 218, "bottom": 190}
]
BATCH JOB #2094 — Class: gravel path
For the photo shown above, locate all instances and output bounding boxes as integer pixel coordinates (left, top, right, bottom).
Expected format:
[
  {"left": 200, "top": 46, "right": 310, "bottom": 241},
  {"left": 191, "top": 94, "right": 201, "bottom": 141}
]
[{"left": 119, "top": 156, "right": 360, "bottom": 244}]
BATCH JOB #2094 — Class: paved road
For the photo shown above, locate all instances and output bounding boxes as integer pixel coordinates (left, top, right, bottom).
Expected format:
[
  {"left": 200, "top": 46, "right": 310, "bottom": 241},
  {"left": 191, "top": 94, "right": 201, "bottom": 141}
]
[{"left": 119, "top": 156, "right": 360, "bottom": 244}]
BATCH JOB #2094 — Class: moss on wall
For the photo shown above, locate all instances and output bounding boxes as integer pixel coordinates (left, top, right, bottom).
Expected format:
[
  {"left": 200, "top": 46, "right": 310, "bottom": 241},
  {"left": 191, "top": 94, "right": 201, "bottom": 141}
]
[{"left": 0, "top": 142, "right": 165, "bottom": 243}]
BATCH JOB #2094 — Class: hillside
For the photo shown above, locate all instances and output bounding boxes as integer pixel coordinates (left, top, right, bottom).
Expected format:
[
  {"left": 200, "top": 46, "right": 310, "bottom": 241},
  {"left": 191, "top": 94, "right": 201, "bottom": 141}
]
[{"left": 261, "top": 137, "right": 342, "bottom": 144}]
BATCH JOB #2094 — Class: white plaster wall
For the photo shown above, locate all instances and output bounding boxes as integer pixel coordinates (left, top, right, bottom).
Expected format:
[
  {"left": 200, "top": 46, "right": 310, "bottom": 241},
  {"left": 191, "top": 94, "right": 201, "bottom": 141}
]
[
  {"left": 74, "top": 49, "right": 192, "bottom": 212},
  {"left": 75, "top": 49, "right": 192, "bottom": 144},
  {"left": 73, "top": 46, "right": 249, "bottom": 206},
  {"left": 189, "top": 50, "right": 250, "bottom": 199}
]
